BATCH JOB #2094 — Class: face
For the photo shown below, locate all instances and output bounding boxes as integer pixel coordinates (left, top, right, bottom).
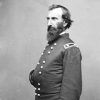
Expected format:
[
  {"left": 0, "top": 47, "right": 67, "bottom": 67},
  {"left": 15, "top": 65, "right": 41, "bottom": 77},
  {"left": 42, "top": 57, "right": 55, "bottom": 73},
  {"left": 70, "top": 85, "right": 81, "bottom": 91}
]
[
  {"left": 47, "top": 8, "right": 64, "bottom": 28},
  {"left": 47, "top": 8, "right": 66, "bottom": 42}
]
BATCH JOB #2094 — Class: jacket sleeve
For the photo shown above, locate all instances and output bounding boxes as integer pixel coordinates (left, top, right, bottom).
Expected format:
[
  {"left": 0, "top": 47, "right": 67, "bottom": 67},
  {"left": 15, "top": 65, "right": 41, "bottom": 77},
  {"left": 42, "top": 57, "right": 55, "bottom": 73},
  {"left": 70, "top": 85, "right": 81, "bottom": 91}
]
[{"left": 59, "top": 46, "right": 82, "bottom": 100}]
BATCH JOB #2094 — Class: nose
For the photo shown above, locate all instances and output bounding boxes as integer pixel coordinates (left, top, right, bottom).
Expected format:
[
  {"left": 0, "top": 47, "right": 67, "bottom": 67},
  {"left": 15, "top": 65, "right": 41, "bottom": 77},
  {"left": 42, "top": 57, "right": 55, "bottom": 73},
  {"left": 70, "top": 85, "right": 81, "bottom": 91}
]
[{"left": 48, "top": 19, "right": 52, "bottom": 26}]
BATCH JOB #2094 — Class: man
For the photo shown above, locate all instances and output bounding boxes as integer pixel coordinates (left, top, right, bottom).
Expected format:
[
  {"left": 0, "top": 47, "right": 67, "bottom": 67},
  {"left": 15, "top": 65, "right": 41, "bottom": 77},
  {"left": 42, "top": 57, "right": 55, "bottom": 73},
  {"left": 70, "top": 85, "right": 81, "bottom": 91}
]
[{"left": 29, "top": 4, "right": 82, "bottom": 100}]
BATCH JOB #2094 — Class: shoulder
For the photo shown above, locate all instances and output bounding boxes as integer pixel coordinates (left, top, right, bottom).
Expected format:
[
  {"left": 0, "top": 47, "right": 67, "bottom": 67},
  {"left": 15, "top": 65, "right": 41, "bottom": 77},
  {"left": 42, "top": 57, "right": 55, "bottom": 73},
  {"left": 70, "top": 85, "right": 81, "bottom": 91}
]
[
  {"left": 60, "top": 34, "right": 80, "bottom": 51},
  {"left": 58, "top": 34, "right": 78, "bottom": 50},
  {"left": 63, "top": 43, "right": 78, "bottom": 50},
  {"left": 63, "top": 42, "right": 82, "bottom": 60},
  {"left": 56, "top": 33, "right": 74, "bottom": 48}
]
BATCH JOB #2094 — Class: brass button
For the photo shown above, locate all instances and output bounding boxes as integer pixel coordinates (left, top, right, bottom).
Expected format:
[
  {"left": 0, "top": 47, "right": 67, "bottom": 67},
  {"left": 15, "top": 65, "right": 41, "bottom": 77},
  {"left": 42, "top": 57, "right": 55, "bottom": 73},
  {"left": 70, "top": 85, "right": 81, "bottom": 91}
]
[
  {"left": 41, "top": 66, "right": 43, "bottom": 68},
  {"left": 54, "top": 43, "right": 57, "bottom": 46},
  {"left": 43, "top": 61, "right": 45, "bottom": 64},
  {"left": 51, "top": 47, "right": 53, "bottom": 50},
  {"left": 37, "top": 94, "right": 40, "bottom": 96},
  {"left": 44, "top": 47, "right": 46, "bottom": 50},
  {"left": 37, "top": 62, "right": 40, "bottom": 65},
  {"left": 48, "top": 51, "right": 50, "bottom": 54},
  {"left": 39, "top": 71, "right": 41, "bottom": 74}
]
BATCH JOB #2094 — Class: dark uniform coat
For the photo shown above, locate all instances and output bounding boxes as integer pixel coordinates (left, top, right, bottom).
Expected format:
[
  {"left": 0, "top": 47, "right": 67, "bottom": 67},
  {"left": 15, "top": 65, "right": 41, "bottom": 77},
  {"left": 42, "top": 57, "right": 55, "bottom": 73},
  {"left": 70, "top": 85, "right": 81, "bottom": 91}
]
[{"left": 29, "top": 33, "right": 82, "bottom": 100}]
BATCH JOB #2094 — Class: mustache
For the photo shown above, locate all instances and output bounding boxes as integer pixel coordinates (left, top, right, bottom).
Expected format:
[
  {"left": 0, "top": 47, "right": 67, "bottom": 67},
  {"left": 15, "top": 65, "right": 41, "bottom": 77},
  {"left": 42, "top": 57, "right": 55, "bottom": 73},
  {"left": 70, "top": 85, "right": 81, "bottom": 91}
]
[{"left": 47, "top": 26, "right": 56, "bottom": 32}]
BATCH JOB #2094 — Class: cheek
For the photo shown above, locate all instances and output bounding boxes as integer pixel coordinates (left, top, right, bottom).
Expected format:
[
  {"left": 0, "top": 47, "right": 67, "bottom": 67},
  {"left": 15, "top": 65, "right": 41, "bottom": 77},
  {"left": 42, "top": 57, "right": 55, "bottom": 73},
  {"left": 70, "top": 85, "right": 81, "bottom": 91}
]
[
  {"left": 54, "top": 21, "right": 62, "bottom": 27},
  {"left": 52, "top": 22, "right": 58, "bottom": 28},
  {"left": 57, "top": 22, "right": 64, "bottom": 28},
  {"left": 52, "top": 21, "right": 63, "bottom": 28}
]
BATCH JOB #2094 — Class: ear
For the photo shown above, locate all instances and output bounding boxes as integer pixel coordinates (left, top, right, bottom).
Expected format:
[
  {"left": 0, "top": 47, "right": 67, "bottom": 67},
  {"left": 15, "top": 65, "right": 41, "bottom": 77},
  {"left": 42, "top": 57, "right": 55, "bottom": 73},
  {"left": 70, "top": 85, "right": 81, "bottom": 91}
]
[{"left": 63, "top": 21, "right": 67, "bottom": 27}]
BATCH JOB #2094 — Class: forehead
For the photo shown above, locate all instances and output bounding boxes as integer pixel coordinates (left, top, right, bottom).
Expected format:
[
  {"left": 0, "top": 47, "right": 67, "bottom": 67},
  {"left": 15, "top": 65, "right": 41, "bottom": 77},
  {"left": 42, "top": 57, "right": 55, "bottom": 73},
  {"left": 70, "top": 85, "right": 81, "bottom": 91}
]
[{"left": 48, "top": 8, "right": 63, "bottom": 18}]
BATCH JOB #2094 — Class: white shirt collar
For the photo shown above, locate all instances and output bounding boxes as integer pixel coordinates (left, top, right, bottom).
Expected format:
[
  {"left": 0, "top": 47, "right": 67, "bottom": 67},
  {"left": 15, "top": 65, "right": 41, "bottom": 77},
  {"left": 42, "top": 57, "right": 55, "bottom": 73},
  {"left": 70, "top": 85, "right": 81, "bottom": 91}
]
[{"left": 60, "top": 30, "right": 66, "bottom": 35}]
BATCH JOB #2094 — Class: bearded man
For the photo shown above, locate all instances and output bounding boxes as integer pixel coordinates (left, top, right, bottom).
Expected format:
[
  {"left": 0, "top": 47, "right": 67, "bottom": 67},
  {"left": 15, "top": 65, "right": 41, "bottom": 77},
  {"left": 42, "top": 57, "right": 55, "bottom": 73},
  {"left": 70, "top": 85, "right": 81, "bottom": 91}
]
[{"left": 29, "top": 4, "right": 82, "bottom": 100}]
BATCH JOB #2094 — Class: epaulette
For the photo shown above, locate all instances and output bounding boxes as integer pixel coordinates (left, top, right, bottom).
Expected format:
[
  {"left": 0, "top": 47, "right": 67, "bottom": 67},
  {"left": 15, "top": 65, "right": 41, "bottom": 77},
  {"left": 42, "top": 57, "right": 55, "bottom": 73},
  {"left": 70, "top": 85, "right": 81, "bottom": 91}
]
[{"left": 64, "top": 43, "right": 78, "bottom": 49}]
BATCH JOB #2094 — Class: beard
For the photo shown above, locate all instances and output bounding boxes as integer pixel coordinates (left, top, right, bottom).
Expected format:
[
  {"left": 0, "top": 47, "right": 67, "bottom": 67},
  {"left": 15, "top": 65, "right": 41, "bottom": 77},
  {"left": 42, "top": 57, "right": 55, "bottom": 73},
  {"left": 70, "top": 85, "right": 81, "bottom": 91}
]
[{"left": 47, "top": 23, "right": 64, "bottom": 43}]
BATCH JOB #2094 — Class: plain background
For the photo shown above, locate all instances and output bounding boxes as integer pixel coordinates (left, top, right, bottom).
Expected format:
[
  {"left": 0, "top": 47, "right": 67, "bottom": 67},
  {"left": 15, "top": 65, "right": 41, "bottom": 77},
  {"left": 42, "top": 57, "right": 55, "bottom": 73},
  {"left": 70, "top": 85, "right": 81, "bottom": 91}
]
[{"left": 0, "top": 0, "right": 100, "bottom": 100}]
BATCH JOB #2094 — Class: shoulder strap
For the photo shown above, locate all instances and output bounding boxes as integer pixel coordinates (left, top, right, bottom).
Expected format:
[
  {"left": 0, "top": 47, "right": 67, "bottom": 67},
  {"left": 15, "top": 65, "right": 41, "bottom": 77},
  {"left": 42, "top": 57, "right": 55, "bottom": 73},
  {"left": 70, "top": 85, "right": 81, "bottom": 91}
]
[{"left": 64, "top": 43, "right": 78, "bottom": 49}]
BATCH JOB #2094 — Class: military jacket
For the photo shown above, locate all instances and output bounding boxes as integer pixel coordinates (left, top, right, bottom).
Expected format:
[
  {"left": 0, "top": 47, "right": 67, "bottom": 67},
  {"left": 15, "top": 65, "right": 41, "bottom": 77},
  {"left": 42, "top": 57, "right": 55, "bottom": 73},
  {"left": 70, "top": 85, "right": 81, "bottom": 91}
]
[{"left": 29, "top": 33, "right": 82, "bottom": 100}]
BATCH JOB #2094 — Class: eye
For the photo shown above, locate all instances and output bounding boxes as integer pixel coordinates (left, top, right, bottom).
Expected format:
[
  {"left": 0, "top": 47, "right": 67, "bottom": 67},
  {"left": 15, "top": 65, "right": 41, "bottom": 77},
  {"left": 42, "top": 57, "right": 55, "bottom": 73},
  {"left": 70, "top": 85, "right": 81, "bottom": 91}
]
[
  {"left": 47, "top": 17, "right": 49, "bottom": 20},
  {"left": 52, "top": 17, "right": 58, "bottom": 20}
]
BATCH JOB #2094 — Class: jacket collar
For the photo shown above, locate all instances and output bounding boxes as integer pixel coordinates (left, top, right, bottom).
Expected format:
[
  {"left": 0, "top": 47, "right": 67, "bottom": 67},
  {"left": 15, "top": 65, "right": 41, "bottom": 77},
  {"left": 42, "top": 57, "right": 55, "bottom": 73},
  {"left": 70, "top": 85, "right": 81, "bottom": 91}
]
[{"left": 60, "top": 33, "right": 69, "bottom": 39}]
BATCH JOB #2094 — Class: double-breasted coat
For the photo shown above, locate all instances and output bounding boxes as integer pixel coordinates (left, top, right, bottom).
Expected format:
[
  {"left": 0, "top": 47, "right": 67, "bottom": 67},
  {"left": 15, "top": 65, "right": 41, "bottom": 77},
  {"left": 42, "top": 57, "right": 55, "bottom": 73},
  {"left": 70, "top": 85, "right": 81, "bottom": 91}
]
[{"left": 29, "top": 33, "right": 82, "bottom": 100}]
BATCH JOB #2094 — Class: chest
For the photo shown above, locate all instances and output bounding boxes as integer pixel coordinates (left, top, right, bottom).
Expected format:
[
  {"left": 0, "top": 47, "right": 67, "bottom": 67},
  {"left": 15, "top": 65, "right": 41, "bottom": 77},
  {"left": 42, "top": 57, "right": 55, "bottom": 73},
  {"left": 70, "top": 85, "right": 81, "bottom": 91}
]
[{"left": 34, "top": 43, "right": 65, "bottom": 78}]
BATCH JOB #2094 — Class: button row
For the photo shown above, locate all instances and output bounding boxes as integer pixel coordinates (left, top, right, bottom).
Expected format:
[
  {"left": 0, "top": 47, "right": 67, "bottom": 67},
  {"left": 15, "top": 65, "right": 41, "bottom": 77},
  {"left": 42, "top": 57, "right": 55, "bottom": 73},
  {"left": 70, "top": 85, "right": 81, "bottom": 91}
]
[
  {"left": 38, "top": 60, "right": 46, "bottom": 74},
  {"left": 35, "top": 43, "right": 57, "bottom": 97},
  {"left": 41, "top": 43, "right": 56, "bottom": 56},
  {"left": 46, "top": 43, "right": 57, "bottom": 55},
  {"left": 35, "top": 93, "right": 40, "bottom": 96},
  {"left": 47, "top": 46, "right": 54, "bottom": 55},
  {"left": 37, "top": 60, "right": 45, "bottom": 65},
  {"left": 40, "top": 42, "right": 56, "bottom": 57}
]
